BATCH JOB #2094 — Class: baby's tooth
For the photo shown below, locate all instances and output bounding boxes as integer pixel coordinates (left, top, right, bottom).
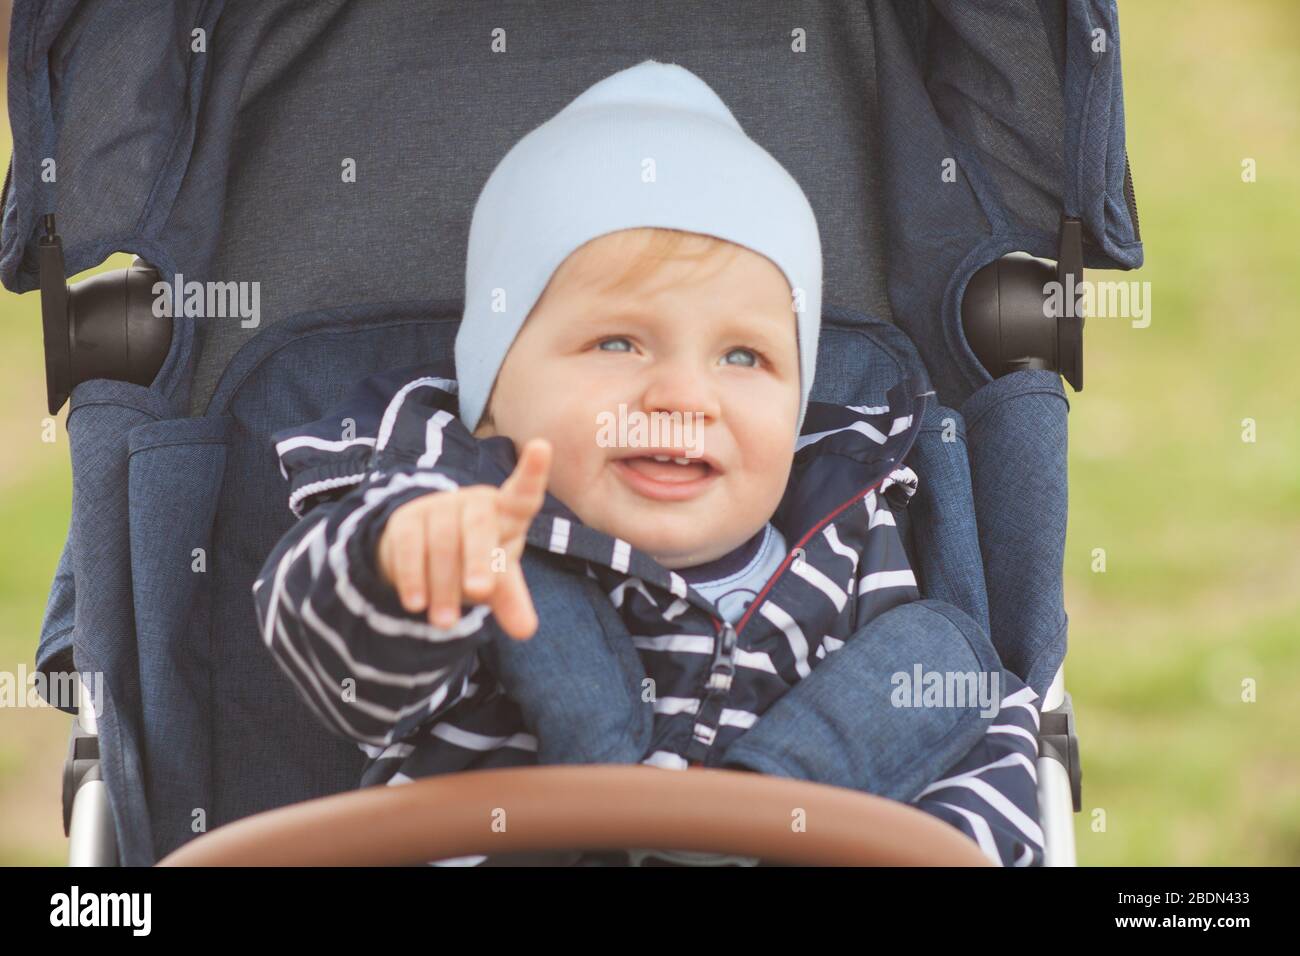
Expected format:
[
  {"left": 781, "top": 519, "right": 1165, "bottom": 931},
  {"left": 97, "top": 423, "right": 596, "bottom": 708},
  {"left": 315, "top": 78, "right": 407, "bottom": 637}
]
[
  {"left": 673, "top": 457, "right": 690, "bottom": 465},
  {"left": 652, "top": 454, "right": 671, "bottom": 462}
]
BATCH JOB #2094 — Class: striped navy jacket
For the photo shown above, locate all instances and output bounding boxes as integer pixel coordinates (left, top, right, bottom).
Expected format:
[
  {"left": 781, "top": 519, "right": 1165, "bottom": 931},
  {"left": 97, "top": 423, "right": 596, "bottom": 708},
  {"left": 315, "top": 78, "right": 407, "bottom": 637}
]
[{"left": 253, "top": 362, "right": 1045, "bottom": 866}]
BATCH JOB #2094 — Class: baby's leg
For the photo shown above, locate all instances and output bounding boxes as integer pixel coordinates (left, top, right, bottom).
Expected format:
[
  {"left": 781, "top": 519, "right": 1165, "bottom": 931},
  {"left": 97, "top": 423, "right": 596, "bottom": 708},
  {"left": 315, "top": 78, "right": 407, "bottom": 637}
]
[{"left": 718, "top": 599, "right": 1004, "bottom": 803}]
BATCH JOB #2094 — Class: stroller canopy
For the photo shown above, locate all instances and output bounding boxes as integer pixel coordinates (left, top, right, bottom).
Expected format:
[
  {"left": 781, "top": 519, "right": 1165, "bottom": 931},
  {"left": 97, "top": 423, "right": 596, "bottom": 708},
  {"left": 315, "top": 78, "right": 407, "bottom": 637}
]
[{"left": 3, "top": 0, "right": 1142, "bottom": 415}]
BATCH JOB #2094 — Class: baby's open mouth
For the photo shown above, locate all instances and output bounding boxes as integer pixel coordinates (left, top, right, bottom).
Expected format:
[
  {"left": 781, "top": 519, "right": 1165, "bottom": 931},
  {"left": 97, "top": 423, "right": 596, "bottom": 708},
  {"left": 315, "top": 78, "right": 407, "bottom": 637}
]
[
  {"left": 611, "top": 451, "right": 720, "bottom": 501},
  {"left": 620, "top": 454, "right": 712, "bottom": 482}
]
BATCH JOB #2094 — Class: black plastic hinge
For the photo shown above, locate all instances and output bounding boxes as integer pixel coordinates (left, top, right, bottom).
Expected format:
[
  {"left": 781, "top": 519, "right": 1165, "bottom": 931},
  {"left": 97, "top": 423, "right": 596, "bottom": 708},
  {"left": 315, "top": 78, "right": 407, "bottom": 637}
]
[
  {"left": 1037, "top": 690, "right": 1082, "bottom": 812},
  {"left": 61, "top": 720, "right": 102, "bottom": 837}
]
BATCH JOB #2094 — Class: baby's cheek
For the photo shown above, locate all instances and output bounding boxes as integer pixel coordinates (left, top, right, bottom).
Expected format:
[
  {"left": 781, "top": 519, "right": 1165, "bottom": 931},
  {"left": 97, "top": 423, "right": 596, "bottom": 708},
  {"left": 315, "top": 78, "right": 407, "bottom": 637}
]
[
  {"left": 540, "top": 436, "right": 593, "bottom": 511},
  {"left": 747, "top": 439, "right": 796, "bottom": 509}
]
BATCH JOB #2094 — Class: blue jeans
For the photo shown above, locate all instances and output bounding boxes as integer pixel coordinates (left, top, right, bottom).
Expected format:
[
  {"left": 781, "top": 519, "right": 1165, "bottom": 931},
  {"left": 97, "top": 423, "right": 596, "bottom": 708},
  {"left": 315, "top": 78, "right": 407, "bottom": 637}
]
[{"left": 719, "top": 599, "right": 1005, "bottom": 804}]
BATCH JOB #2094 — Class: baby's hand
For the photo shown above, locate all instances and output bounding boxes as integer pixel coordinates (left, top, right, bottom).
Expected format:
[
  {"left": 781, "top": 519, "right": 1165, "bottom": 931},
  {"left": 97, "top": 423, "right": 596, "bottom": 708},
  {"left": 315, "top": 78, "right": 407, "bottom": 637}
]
[{"left": 376, "top": 438, "right": 552, "bottom": 640}]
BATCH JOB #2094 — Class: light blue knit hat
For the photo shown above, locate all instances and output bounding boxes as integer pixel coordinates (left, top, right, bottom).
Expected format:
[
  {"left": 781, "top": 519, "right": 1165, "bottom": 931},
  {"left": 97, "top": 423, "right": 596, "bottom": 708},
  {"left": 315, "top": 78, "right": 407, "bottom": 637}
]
[{"left": 454, "top": 59, "right": 823, "bottom": 432}]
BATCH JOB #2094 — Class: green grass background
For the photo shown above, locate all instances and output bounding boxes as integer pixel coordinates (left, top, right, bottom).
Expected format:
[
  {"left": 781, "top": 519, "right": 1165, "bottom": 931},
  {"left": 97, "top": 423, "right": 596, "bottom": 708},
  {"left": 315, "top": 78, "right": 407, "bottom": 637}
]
[{"left": 1, "top": 1, "right": 1297, "bottom": 865}]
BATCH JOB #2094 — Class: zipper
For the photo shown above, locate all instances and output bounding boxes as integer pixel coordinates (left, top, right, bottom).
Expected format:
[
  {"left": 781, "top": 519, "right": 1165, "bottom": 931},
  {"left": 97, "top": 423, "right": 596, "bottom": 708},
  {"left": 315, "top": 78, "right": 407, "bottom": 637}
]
[
  {"left": 731, "top": 473, "right": 893, "bottom": 636},
  {"left": 649, "top": 388, "right": 930, "bottom": 764},
  {"left": 696, "top": 395, "right": 930, "bottom": 706},
  {"left": 1122, "top": 149, "right": 1141, "bottom": 242},
  {"left": 689, "top": 468, "right": 900, "bottom": 764}
]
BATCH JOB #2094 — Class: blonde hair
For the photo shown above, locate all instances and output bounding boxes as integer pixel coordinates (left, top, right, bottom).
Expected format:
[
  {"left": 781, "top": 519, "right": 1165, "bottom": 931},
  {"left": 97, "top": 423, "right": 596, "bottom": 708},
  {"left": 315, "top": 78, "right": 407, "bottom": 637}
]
[
  {"left": 473, "top": 228, "right": 738, "bottom": 435},
  {"left": 600, "top": 227, "right": 739, "bottom": 294}
]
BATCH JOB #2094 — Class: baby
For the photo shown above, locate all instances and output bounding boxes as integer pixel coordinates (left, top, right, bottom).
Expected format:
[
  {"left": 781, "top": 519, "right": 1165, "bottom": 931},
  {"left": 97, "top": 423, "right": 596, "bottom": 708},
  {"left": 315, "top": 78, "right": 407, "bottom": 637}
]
[
  {"left": 255, "top": 60, "right": 1043, "bottom": 867},
  {"left": 386, "top": 225, "right": 803, "bottom": 635}
]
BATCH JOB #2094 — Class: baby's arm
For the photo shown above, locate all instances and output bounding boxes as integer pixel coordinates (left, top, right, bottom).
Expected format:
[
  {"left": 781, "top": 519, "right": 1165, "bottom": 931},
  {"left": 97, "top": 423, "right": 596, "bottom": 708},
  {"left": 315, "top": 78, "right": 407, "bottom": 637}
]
[
  {"left": 252, "top": 469, "right": 496, "bottom": 748},
  {"left": 254, "top": 438, "right": 551, "bottom": 748}
]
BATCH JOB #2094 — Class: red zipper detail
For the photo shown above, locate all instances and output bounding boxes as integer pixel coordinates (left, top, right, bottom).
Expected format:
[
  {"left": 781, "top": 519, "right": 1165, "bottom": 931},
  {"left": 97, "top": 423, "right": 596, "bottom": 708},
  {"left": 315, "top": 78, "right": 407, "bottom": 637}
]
[
  {"left": 693, "top": 472, "right": 895, "bottom": 767},
  {"left": 725, "top": 473, "right": 892, "bottom": 637}
]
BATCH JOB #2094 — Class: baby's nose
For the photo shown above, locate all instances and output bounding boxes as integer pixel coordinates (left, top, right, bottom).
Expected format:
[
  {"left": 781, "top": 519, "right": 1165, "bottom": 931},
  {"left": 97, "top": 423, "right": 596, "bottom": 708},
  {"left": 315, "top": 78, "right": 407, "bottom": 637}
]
[{"left": 640, "top": 365, "right": 720, "bottom": 419}]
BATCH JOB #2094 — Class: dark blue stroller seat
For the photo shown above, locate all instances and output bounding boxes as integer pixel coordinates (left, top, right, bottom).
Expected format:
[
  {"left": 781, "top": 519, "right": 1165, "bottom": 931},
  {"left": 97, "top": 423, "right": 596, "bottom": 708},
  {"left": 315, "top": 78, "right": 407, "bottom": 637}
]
[{"left": 1, "top": 0, "right": 1142, "bottom": 865}]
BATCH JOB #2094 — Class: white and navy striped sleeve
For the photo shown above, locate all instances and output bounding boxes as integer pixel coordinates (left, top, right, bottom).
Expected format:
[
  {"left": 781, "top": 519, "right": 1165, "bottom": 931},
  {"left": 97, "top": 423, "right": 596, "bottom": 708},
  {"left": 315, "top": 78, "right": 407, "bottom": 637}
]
[
  {"left": 272, "top": 366, "right": 447, "bottom": 518},
  {"left": 910, "top": 679, "right": 1045, "bottom": 866},
  {"left": 853, "top": 466, "right": 921, "bottom": 626},
  {"left": 252, "top": 372, "right": 496, "bottom": 747}
]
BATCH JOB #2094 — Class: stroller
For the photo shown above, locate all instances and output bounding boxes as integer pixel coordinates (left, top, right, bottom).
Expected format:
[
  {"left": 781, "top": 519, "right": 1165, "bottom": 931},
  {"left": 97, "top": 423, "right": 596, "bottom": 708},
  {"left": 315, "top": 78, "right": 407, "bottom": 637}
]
[{"left": 3, "top": 0, "right": 1142, "bottom": 866}]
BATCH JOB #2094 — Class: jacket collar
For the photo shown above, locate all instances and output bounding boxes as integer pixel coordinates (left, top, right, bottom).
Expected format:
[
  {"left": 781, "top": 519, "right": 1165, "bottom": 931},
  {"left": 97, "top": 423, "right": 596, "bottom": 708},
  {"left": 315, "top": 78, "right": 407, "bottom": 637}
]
[{"left": 380, "top": 363, "right": 931, "bottom": 620}]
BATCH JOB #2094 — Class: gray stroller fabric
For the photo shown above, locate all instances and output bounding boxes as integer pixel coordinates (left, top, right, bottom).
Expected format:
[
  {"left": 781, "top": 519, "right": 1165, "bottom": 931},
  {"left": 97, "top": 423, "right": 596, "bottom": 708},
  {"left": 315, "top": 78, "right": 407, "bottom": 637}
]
[{"left": 4, "top": 0, "right": 1142, "bottom": 863}]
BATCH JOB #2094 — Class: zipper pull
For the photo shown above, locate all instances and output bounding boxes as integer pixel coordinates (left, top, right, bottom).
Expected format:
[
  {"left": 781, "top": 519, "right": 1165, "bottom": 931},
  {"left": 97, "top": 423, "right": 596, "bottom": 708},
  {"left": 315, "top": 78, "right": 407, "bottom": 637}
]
[
  {"left": 718, "top": 621, "right": 737, "bottom": 653},
  {"left": 705, "top": 621, "right": 738, "bottom": 693}
]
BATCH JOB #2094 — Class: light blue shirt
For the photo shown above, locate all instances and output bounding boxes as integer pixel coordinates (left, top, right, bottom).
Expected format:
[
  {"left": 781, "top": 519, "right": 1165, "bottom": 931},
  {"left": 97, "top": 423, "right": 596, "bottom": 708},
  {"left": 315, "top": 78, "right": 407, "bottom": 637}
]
[{"left": 684, "top": 523, "right": 789, "bottom": 624}]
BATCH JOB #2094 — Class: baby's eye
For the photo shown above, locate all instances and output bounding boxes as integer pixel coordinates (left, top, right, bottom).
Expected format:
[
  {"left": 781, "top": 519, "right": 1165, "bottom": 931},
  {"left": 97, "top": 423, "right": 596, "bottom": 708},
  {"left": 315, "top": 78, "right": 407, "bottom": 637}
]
[
  {"left": 721, "top": 347, "right": 760, "bottom": 368},
  {"left": 596, "top": 337, "right": 634, "bottom": 353}
]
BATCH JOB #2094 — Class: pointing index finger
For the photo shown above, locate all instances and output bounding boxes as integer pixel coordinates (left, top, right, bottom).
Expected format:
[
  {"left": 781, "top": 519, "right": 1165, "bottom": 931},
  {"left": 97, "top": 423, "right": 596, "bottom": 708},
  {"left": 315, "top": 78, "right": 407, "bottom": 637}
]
[{"left": 498, "top": 438, "right": 552, "bottom": 530}]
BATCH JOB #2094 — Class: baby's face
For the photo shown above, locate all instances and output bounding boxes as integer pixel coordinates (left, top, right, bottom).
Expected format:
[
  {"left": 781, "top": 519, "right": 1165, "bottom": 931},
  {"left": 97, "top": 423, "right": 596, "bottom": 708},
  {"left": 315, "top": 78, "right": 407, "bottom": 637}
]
[{"left": 477, "top": 229, "right": 801, "bottom": 569}]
